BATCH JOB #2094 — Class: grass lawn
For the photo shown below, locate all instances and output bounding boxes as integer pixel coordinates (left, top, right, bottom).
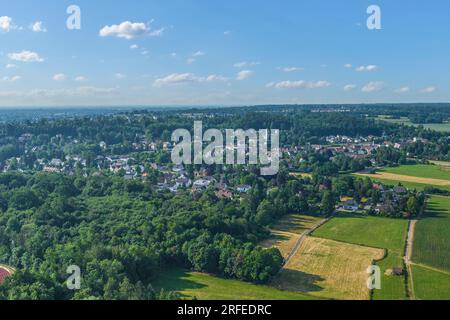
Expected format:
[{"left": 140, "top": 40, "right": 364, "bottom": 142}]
[
  {"left": 383, "top": 165, "right": 450, "bottom": 181},
  {"left": 312, "top": 213, "right": 409, "bottom": 300},
  {"left": 152, "top": 268, "right": 318, "bottom": 300},
  {"left": 260, "top": 214, "right": 323, "bottom": 259},
  {"left": 272, "top": 237, "right": 385, "bottom": 300},
  {"left": 411, "top": 265, "right": 450, "bottom": 300},
  {"left": 412, "top": 196, "right": 450, "bottom": 272}
]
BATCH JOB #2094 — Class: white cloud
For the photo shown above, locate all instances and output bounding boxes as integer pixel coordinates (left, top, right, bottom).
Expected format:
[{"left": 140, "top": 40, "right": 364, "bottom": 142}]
[
  {"left": 187, "top": 51, "right": 205, "bottom": 64},
  {"left": 356, "top": 65, "right": 378, "bottom": 72},
  {"left": 8, "top": 50, "right": 44, "bottom": 62},
  {"left": 75, "top": 76, "right": 87, "bottom": 82},
  {"left": 421, "top": 86, "right": 436, "bottom": 93},
  {"left": 281, "top": 67, "right": 304, "bottom": 73},
  {"left": 5, "top": 64, "right": 16, "bottom": 69},
  {"left": 344, "top": 84, "right": 357, "bottom": 91},
  {"left": 130, "top": 44, "right": 139, "bottom": 49},
  {"left": 344, "top": 64, "right": 353, "bottom": 68},
  {"left": 1, "top": 75, "right": 21, "bottom": 82},
  {"left": 115, "top": 73, "right": 127, "bottom": 79},
  {"left": 53, "top": 73, "right": 66, "bottom": 81},
  {"left": 395, "top": 86, "right": 410, "bottom": 93},
  {"left": 267, "top": 80, "right": 331, "bottom": 89},
  {"left": 361, "top": 81, "right": 384, "bottom": 92},
  {"left": 31, "top": 21, "right": 47, "bottom": 33},
  {"left": 99, "top": 21, "right": 164, "bottom": 40},
  {"left": 236, "top": 70, "right": 254, "bottom": 81},
  {"left": 234, "top": 61, "right": 260, "bottom": 69},
  {"left": 0, "top": 16, "right": 13, "bottom": 32},
  {"left": 154, "top": 73, "right": 227, "bottom": 86},
  {"left": 192, "top": 51, "right": 205, "bottom": 57}
]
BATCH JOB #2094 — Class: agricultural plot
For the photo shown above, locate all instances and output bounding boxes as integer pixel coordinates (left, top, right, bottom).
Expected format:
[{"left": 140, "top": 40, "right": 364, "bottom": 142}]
[
  {"left": 260, "top": 214, "right": 323, "bottom": 259},
  {"left": 411, "top": 265, "right": 450, "bottom": 300},
  {"left": 376, "top": 116, "right": 450, "bottom": 133},
  {"left": 272, "top": 237, "right": 385, "bottom": 300},
  {"left": 355, "top": 164, "right": 450, "bottom": 192},
  {"left": 383, "top": 165, "right": 450, "bottom": 181},
  {"left": 313, "top": 214, "right": 409, "bottom": 300},
  {"left": 153, "top": 268, "right": 316, "bottom": 300},
  {"left": 412, "top": 196, "right": 450, "bottom": 272}
]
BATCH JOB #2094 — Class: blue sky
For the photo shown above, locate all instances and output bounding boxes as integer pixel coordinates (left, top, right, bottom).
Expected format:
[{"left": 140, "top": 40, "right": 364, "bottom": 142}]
[{"left": 0, "top": 0, "right": 449, "bottom": 107}]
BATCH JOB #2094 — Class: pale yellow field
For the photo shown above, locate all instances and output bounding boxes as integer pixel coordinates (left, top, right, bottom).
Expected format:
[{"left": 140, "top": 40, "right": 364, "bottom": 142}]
[
  {"left": 272, "top": 237, "right": 386, "bottom": 300},
  {"left": 260, "top": 215, "right": 323, "bottom": 259},
  {"left": 429, "top": 160, "right": 450, "bottom": 169},
  {"left": 355, "top": 172, "right": 450, "bottom": 186}
]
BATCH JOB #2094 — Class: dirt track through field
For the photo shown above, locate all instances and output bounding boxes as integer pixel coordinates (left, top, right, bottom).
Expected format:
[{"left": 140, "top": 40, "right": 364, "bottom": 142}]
[
  {"left": 283, "top": 217, "right": 332, "bottom": 266},
  {"left": 356, "top": 172, "right": 450, "bottom": 186}
]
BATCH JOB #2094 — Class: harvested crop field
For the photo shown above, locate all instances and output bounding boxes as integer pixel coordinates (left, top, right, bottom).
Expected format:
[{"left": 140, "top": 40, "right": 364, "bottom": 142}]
[
  {"left": 355, "top": 172, "right": 450, "bottom": 187},
  {"left": 260, "top": 214, "right": 323, "bottom": 259},
  {"left": 272, "top": 236, "right": 385, "bottom": 300}
]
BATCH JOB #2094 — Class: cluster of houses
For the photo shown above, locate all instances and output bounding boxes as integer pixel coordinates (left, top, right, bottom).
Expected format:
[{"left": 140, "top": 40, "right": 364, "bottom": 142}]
[{"left": 338, "top": 183, "right": 411, "bottom": 215}]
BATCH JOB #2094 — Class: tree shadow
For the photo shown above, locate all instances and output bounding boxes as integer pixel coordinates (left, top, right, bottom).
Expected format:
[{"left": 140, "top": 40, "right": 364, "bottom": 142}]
[
  {"left": 272, "top": 269, "right": 324, "bottom": 294},
  {"left": 152, "top": 269, "right": 207, "bottom": 299}
]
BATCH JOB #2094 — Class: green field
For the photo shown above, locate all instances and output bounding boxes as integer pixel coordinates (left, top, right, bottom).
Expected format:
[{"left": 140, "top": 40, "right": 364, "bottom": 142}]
[
  {"left": 376, "top": 116, "right": 450, "bottom": 133},
  {"left": 411, "top": 265, "right": 450, "bottom": 300},
  {"left": 153, "top": 269, "right": 318, "bottom": 300},
  {"left": 383, "top": 165, "right": 450, "bottom": 181},
  {"left": 313, "top": 213, "right": 409, "bottom": 300},
  {"left": 412, "top": 196, "right": 450, "bottom": 272},
  {"left": 353, "top": 163, "right": 450, "bottom": 192}
]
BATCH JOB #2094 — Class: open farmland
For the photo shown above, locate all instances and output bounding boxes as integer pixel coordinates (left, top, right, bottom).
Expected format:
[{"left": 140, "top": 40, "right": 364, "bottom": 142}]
[
  {"left": 153, "top": 268, "right": 317, "bottom": 300},
  {"left": 376, "top": 116, "right": 450, "bottom": 133},
  {"left": 260, "top": 214, "right": 323, "bottom": 259},
  {"left": 354, "top": 164, "right": 450, "bottom": 192},
  {"left": 383, "top": 165, "right": 450, "bottom": 181},
  {"left": 355, "top": 172, "right": 450, "bottom": 187},
  {"left": 272, "top": 237, "right": 385, "bottom": 300},
  {"left": 412, "top": 196, "right": 450, "bottom": 272},
  {"left": 313, "top": 214, "right": 409, "bottom": 300},
  {"left": 411, "top": 265, "right": 450, "bottom": 300}
]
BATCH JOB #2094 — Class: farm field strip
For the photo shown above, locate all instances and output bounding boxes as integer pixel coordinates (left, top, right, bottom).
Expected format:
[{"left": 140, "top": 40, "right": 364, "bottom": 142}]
[
  {"left": 412, "top": 195, "right": 450, "bottom": 273},
  {"left": 312, "top": 213, "right": 409, "bottom": 300},
  {"left": 411, "top": 265, "right": 450, "bottom": 300},
  {"left": 260, "top": 214, "right": 324, "bottom": 259},
  {"left": 355, "top": 172, "right": 450, "bottom": 186},
  {"left": 272, "top": 236, "right": 385, "bottom": 300},
  {"left": 383, "top": 165, "right": 450, "bottom": 181}
]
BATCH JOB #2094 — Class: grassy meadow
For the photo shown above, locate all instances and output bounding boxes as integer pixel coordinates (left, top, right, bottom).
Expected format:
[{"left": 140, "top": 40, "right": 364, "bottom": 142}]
[
  {"left": 153, "top": 268, "right": 317, "bottom": 300},
  {"left": 411, "top": 265, "right": 450, "bottom": 300},
  {"left": 313, "top": 213, "right": 409, "bottom": 300},
  {"left": 412, "top": 196, "right": 450, "bottom": 272},
  {"left": 383, "top": 164, "right": 450, "bottom": 181}
]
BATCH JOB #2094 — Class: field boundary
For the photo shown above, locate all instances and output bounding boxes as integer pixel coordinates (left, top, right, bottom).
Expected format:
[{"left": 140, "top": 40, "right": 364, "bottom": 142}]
[
  {"left": 355, "top": 172, "right": 450, "bottom": 186},
  {"left": 283, "top": 216, "right": 332, "bottom": 267}
]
